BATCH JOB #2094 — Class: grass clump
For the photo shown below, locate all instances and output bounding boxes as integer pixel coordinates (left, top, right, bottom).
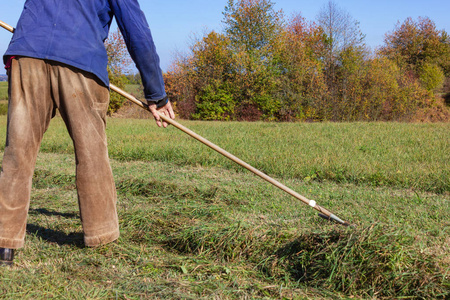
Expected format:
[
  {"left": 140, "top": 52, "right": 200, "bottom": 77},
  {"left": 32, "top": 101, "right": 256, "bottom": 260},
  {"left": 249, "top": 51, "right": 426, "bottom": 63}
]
[
  {"left": 0, "top": 100, "right": 8, "bottom": 115},
  {"left": 166, "top": 222, "right": 449, "bottom": 299},
  {"left": 267, "top": 224, "right": 449, "bottom": 299},
  {"left": 166, "top": 222, "right": 275, "bottom": 262},
  {"left": 116, "top": 177, "right": 179, "bottom": 198}
]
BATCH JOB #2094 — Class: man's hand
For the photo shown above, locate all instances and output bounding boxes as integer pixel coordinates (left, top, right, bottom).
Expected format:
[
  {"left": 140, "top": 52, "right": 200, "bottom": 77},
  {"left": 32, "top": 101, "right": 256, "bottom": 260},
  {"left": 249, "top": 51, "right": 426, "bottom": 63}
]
[{"left": 148, "top": 101, "right": 175, "bottom": 128}]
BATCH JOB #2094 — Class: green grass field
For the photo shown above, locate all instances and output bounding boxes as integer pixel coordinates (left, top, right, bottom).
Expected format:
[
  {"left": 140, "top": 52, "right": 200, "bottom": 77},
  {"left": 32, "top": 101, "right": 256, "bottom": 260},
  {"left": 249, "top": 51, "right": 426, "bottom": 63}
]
[
  {"left": 0, "top": 81, "right": 8, "bottom": 102},
  {"left": 0, "top": 117, "right": 448, "bottom": 299},
  {"left": 0, "top": 81, "right": 7, "bottom": 100},
  {"left": 0, "top": 82, "right": 9, "bottom": 115},
  {"left": 125, "top": 83, "right": 144, "bottom": 99},
  {"left": 0, "top": 82, "right": 141, "bottom": 115}
]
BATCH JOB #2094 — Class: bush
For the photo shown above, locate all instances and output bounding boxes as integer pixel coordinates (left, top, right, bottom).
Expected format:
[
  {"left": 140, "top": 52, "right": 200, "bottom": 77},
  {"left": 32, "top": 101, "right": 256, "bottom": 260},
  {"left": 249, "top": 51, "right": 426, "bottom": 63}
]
[
  {"left": 191, "top": 83, "right": 236, "bottom": 121},
  {"left": 419, "top": 63, "right": 445, "bottom": 92},
  {"left": 108, "top": 68, "right": 127, "bottom": 115}
]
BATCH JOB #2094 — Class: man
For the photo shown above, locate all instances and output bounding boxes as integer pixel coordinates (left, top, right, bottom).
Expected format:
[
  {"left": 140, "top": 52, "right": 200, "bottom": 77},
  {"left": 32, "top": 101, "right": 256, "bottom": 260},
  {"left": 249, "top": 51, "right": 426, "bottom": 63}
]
[{"left": 0, "top": 0, "right": 175, "bottom": 266}]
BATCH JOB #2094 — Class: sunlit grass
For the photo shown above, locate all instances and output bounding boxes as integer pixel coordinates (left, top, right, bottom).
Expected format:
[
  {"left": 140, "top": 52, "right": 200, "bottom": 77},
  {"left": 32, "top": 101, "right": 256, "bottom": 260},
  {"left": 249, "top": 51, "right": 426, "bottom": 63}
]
[
  {"left": 0, "top": 117, "right": 448, "bottom": 299},
  {"left": 0, "top": 82, "right": 7, "bottom": 101},
  {"left": 9, "top": 116, "right": 447, "bottom": 193}
]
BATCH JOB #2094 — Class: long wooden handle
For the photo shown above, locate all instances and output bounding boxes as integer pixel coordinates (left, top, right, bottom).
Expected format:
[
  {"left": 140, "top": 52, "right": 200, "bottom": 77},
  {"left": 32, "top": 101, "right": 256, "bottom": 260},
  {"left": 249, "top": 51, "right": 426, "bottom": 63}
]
[
  {"left": 110, "top": 84, "right": 349, "bottom": 225},
  {"left": 0, "top": 20, "right": 14, "bottom": 33},
  {"left": 1, "top": 18, "right": 349, "bottom": 226}
]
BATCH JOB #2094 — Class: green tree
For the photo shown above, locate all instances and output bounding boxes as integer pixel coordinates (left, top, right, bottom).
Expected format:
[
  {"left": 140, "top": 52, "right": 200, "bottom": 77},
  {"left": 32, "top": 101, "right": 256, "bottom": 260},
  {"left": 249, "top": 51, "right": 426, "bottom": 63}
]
[
  {"left": 126, "top": 73, "right": 142, "bottom": 85},
  {"left": 223, "top": 0, "right": 283, "bottom": 52},
  {"left": 190, "top": 31, "right": 237, "bottom": 120},
  {"left": 335, "top": 45, "right": 368, "bottom": 121},
  {"left": 418, "top": 62, "right": 445, "bottom": 92},
  {"left": 223, "top": 0, "right": 284, "bottom": 120}
]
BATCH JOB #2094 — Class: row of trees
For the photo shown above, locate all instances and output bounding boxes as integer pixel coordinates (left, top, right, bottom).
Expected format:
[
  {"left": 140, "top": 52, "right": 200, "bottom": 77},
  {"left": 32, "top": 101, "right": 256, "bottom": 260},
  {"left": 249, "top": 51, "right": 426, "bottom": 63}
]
[{"left": 162, "top": 0, "right": 449, "bottom": 121}]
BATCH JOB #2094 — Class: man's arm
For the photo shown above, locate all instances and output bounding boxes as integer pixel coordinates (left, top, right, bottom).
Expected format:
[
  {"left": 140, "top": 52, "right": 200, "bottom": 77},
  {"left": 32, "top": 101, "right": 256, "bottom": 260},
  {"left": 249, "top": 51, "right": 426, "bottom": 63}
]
[{"left": 109, "top": 0, "right": 174, "bottom": 124}]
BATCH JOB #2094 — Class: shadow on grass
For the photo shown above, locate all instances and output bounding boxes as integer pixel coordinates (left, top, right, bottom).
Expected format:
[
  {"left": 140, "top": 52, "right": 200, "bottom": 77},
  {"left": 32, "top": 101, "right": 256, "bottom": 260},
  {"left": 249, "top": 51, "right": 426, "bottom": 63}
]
[
  {"left": 26, "top": 224, "right": 85, "bottom": 248},
  {"left": 27, "top": 208, "right": 84, "bottom": 248},
  {"left": 29, "top": 208, "right": 79, "bottom": 219}
]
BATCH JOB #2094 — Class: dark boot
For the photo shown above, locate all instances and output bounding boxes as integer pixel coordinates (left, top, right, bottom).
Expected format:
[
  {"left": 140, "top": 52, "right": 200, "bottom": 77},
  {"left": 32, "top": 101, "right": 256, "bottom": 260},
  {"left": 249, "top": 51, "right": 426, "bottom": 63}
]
[{"left": 0, "top": 248, "right": 14, "bottom": 266}]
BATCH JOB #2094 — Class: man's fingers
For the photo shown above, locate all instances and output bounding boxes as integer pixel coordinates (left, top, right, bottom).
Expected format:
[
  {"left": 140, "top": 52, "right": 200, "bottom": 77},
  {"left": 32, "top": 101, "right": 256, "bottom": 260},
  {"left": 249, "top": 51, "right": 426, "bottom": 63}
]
[
  {"left": 148, "top": 101, "right": 175, "bottom": 128},
  {"left": 167, "top": 104, "right": 175, "bottom": 120},
  {"left": 159, "top": 101, "right": 175, "bottom": 128},
  {"left": 148, "top": 104, "right": 162, "bottom": 127}
]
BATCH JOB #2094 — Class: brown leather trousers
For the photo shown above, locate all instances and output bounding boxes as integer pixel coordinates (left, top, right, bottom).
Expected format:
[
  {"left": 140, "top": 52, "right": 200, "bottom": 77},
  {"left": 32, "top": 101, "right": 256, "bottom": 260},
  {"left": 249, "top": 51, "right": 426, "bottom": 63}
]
[{"left": 0, "top": 57, "right": 119, "bottom": 248}]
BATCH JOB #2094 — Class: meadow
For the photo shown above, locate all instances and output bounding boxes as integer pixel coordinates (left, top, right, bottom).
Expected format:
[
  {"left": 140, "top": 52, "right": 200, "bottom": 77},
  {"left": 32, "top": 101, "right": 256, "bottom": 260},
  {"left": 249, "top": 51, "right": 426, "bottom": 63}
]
[
  {"left": 0, "top": 82, "right": 8, "bottom": 115},
  {"left": 0, "top": 116, "right": 448, "bottom": 299},
  {"left": 0, "top": 81, "right": 7, "bottom": 100}
]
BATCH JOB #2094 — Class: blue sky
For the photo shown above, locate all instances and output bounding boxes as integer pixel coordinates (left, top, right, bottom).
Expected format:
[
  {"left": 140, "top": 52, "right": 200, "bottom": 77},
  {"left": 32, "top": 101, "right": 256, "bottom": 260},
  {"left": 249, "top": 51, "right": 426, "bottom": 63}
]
[{"left": 0, "top": 0, "right": 449, "bottom": 72}]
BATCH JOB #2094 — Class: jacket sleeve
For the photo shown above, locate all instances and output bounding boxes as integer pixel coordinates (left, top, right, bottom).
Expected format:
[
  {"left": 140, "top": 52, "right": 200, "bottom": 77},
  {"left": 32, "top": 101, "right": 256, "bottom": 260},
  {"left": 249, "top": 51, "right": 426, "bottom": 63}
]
[{"left": 109, "top": 0, "right": 168, "bottom": 107}]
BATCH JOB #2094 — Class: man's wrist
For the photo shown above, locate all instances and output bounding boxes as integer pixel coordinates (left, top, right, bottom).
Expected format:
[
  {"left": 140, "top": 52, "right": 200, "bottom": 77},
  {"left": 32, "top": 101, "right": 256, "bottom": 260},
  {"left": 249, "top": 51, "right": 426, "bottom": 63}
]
[{"left": 147, "top": 96, "right": 169, "bottom": 108}]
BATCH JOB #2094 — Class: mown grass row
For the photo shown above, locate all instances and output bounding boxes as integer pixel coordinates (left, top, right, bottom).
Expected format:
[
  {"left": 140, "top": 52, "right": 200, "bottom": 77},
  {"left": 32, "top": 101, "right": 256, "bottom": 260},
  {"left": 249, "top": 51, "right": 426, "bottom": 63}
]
[
  {"left": 166, "top": 223, "right": 448, "bottom": 299},
  {"left": 5, "top": 151, "right": 444, "bottom": 299},
  {"left": 6, "top": 117, "right": 447, "bottom": 194}
]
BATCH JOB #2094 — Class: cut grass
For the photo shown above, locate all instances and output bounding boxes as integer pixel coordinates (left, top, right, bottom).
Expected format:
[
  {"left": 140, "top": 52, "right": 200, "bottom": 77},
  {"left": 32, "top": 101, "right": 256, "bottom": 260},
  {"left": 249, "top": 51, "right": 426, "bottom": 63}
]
[
  {"left": 0, "top": 151, "right": 448, "bottom": 299},
  {"left": 0, "top": 118, "right": 448, "bottom": 299},
  {"left": 2, "top": 117, "right": 446, "bottom": 193}
]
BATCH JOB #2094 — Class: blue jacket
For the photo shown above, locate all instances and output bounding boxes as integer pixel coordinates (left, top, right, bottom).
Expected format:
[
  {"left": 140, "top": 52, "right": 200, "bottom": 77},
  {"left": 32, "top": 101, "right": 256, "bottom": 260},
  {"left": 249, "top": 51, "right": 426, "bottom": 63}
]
[{"left": 4, "top": 0, "right": 167, "bottom": 106}]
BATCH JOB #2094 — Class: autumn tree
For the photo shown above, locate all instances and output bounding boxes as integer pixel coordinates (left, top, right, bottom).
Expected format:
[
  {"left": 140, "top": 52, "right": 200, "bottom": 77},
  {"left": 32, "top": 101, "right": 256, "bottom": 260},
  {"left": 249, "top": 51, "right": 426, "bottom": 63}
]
[
  {"left": 164, "top": 60, "right": 196, "bottom": 119},
  {"left": 273, "top": 13, "right": 327, "bottom": 120},
  {"left": 380, "top": 17, "right": 450, "bottom": 92},
  {"left": 166, "top": 1, "right": 448, "bottom": 122},
  {"left": 317, "top": 1, "right": 365, "bottom": 78},
  {"left": 104, "top": 28, "right": 133, "bottom": 114},
  {"left": 316, "top": 1, "right": 367, "bottom": 120},
  {"left": 317, "top": 1, "right": 364, "bottom": 52},
  {"left": 380, "top": 17, "right": 450, "bottom": 72}
]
